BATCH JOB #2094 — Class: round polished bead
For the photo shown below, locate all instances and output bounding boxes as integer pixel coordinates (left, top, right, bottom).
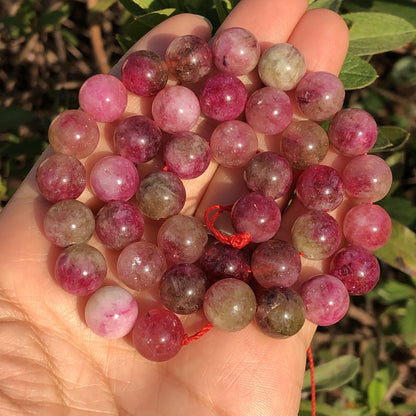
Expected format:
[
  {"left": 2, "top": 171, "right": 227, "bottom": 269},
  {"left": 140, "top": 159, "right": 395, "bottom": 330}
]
[
  {"left": 117, "top": 241, "right": 167, "bottom": 291},
  {"left": 48, "top": 109, "right": 99, "bottom": 159},
  {"left": 132, "top": 309, "right": 184, "bottom": 362},
  {"left": 203, "top": 278, "right": 256, "bottom": 332},
  {"left": 255, "top": 286, "right": 306, "bottom": 338},
  {"left": 90, "top": 155, "right": 139, "bottom": 202},
  {"left": 165, "top": 35, "right": 212, "bottom": 83},
  {"left": 152, "top": 85, "right": 200, "bottom": 133},
  {"left": 245, "top": 86, "right": 293, "bottom": 135},
  {"left": 44, "top": 199, "right": 95, "bottom": 247},
  {"left": 113, "top": 115, "right": 163, "bottom": 164},
  {"left": 210, "top": 120, "right": 258, "bottom": 168},
  {"left": 136, "top": 171, "right": 185, "bottom": 220},
  {"left": 36, "top": 154, "right": 86, "bottom": 203},
  {"left": 212, "top": 27, "right": 260, "bottom": 75},
  {"left": 281, "top": 120, "right": 329, "bottom": 170},
  {"left": 258, "top": 43, "right": 306, "bottom": 91},
  {"left": 79, "top": 74, "right": 127, "bottom": 122},
  {"left": 199, "top": 73, "right": 247, "bottom": 121},
  {"left": 85, "top": 286, "right": 138, "bottom": 338},
  {"left": 55, "top": 244, "right": 107, "bottom": 296},
  {"left": 121, "top": 50, "right": 168, "bottom": 96}
]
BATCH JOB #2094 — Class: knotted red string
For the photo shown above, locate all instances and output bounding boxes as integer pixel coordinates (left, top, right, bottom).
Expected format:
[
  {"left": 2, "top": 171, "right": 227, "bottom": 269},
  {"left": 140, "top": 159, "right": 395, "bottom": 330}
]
[
  {"left": 204, "top": 204, "right": 251, "bottom": 249},
  {"left": 307, "top": 346, "right": 316, "bottom": 416},
  {"left": 181, "top": 323, "right": 213, "bottom": 346}
]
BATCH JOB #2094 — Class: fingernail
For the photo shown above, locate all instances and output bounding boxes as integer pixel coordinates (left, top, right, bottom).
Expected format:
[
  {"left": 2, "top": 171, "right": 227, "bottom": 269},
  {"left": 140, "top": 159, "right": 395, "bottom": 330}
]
[{"left": 195, "top": 15, "right": 213, "bottom": 31}]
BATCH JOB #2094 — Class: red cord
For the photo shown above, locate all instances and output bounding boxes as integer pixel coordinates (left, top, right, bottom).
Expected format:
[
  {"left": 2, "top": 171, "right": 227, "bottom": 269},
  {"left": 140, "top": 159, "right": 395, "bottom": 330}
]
[
  {"left": 181, "top": 323, "right": 213, "bottom": 346},
  {"left": 307, "top": 346, "right": 316, "bottom": 416},
  {"left": 204, "top": 204, "right": 251, "bottom": 249}
]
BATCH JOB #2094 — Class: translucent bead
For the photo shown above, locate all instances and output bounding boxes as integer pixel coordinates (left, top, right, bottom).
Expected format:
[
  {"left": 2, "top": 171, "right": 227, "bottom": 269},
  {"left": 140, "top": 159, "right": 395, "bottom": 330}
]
[
  {"left": 132, "top": 309, "right": 184, "bottom": 362},
  {"left": 55, "top": 244, "right": 107, "bottom": 296},
  {"left": 281, "top": 120, "right": 329, "bottom": 170},
  {"left": 210, "top": 120, "right": 258, "bottom": 168},
  {"left": 121, "top": 50, "right": 168, "bottom": 96},
  {"left": 48, "top": 109, "right": 99, "bottom": 159},
  {"left": 117, "top": 241, "right": 167, "bottom": 291},
  {"left": 90, "top": 155, "right": 139, "bottom": 202},
  {"left": 255, "top": 286, "right": 305, "bottom": 338},
  {"left": 300, "top": 274, "right": 350, "bottom": 326},
  {"left": 95, "top": 201, "right": 144, "bottom": 251},
  {"left": 231, "top": 192, "right": 281, "bottom": 243},
  {"left": 136, "top": 171, "right": 185, "bottom": 220},
  {"left": 245, "top": 86, "right": 293, "bottom": 135},
  {"left": 44, "top": 199, "right": 95, "bottom": 247},
  {"left": 157, "top": 214, "right": 208, "bottom": 264},
  {"left": 203, "top": 278, "right": 256, "bottom": 332},
  {"left": 212, "top": 27, "right": 260, "bottom": 75},
  {"left": 152, "top": 85, "right": 200, "bottom": 133},
  {"left": 113, "top": 115, "right": 163, "bottom": 164},
  {"left": 343, "top": 203, "right": 392, "bottom": 251},
  {"left": 78, "top": 74, "right": 127, "bottom": 123},
  {"left": 295, "top": 71, "right": 345, "bottom": 122},
  {"left": 258, "top": 43, "right": 306, "bottom": 91},
  {"left": 244, "top": 151, "right": 293, "bottom": 199},
  {"left": 165, "top": 35, "right": 212, "bottom": 83},
  {"left": 85, "top": 286, "right": 138, "bottom": 338},
  {"left": 36, "top": 154, "right": 86, "bottom": 203}
]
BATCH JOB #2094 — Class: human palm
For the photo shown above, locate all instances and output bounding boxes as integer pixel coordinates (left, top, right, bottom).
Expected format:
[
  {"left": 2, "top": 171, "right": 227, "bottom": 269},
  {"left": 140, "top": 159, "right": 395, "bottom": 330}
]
[{"left": 0, "top": 0, "right": 349, "bottom": 415}]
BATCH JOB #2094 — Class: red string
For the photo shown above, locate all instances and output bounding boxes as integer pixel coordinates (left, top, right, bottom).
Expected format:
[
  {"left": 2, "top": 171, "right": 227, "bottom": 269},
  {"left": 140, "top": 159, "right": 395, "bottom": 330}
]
[
  {"left": 181, "top": 323, "right": 213, "bottom": 346},
  {"left": 204, "top": 204, "right": 251, "bottom": 249},
  {"left": 307, "top": 346, "right": 316, "bottom": 416}
]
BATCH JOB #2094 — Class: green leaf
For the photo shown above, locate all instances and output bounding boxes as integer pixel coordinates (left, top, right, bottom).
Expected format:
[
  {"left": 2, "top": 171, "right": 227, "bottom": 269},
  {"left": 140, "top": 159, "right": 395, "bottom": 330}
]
[
  {"left": 0, "top": 107, "right": 35, "bottom": 133},
  {"left": 299, "top": 401, "right": 351, "bottom": 416},
  {"left": 302, "top": 355, "right": 360, "bottom": 392},
  {"left": 339, "top": 53, "right": 378, "bottom": 90},
  {"left": 214, "top": 0, "right": 229, "bottom": 23},
  {"left": 91, "top": 0, "right": 118, "bottom": 13},
  {"left": 374, "top": 219, "right": 416, "bottom": 280},
  {"left": 400, "top": 298, "right": 416, "bottom": 346},
  {"left": 342, "top": 12, "right": 416, "bottom": 56},
  {"left": 370, "top": 279, "right": 416, "bottom": 304},
  {"left": 378, "top": 197, "right": 416, "bottom": 228},
  {"left": 307, "top": 0, "right": 343, "bottom": 12},
  {"left": 370, "top": 125, "right": 410, "bottom": 153},
  {"left": 38, "top": 5, "right": 71, "bottom": 30},
  {"left": 368, "top": 377, "right": 387, "bottom": 410},
  {"left": 119, "top": 0, "right": 147, "bottom": 15}
]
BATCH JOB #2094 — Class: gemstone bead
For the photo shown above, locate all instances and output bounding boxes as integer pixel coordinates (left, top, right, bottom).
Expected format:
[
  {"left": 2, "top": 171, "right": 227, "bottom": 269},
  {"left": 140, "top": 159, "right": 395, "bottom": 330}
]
[
  {"left": 55, "top": 244, "right": 107, "bottom": 296},
  {"left": 203, "top": 278, "right": 256, "bottom": 332},
  {"left": 136, "top": 171, "right": 186, "bottom": 220},
  {"left": 231, "top": 192, "right": 281, "bottom": 243},
  {"left": 152, "top": 85, "right": 200, "bottom": 133},
  {"left": 295, "top": 71, "right": 345, "bottom": 122},
  {"left": 113, "top": 115, "right": 163, "bottom": 164},
  {"left": 36, "top": 154, "right": 86, "bottom": 203},
  {"left": 300, "top": 274, "right": 350, "bottom": 326},
  {"left": 258, "top": 43, "right": 306, "bottom": 91},
  {"left": 121, "top": 50, "right": 168, "bottom": 96},
  {"left": 245, "top": 86, "right": 293, "bottom": 135},
  {"left": 210, "top": 120, "right": 258, "bottom": 168},
  {"left": 212, "top": 27, "right": 260, "bottom": 75},
  {"left": 117, "top": 241, "right": 167, "bottom": 291},
  {"left": 48, "top": 109, "right": 100, "bottom": 159},
  {"left": 132, "top": 309, "right": 184, "bottom": 362},
  {"left": 255, "top": 286, "right": 306, "bottom": 338},
  {"left": 165, "top": 34, "right": 212, "bottom": 83},
  {"left": 85, "top": 286, "right": 139, "bottom": 338},
  {"left": 44, "top": 199, "right": 95, "bottom": 247},
  {"left": 90, "top": 155, "right": 139, "bottom": 202},
  {"left": 95, "top": 201, "right": 144, "bottom": 251},
  {"left": 78, "top": 74, "right": 127, "bottom": 123},
  {"left": 199, "top": 73, "right": 247, "bottom": 121}
]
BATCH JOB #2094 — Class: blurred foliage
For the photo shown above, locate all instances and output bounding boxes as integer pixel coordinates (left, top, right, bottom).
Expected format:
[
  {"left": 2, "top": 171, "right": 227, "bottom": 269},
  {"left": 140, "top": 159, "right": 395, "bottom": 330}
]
[{"left": 1, "top": 0, "right": 416, "bottom": 413}]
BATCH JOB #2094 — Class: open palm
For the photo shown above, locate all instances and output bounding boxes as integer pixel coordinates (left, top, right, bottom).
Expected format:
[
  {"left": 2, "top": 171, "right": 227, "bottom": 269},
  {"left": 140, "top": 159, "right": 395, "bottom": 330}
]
[{"left": 0, "top": 0, "right": 350, "bottom": 415}]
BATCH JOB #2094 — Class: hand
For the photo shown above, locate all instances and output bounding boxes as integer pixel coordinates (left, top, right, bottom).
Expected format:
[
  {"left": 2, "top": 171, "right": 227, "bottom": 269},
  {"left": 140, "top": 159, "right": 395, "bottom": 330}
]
[{"left": 0, "top": 0, "right": 349, "bottom": 415}]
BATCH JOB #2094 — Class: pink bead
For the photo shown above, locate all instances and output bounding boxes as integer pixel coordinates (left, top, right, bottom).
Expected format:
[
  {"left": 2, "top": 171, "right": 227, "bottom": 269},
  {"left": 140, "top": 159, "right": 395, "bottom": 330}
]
[
  {"left": 85, "top": 286, "right": 138, "bottom": 339},
  {"left": 152, "top": 85, "right": 200, "bottom": 133},
  {"left": 79, "top": 74, "right": 127, "bottom": 123},
  {"left": 90, "top": 155, "right": 139, "bottom": 202}
]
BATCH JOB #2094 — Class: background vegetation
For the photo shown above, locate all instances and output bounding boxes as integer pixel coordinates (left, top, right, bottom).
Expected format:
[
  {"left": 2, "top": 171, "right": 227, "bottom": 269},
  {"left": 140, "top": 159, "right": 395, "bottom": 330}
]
[{"left": 0, "top": 0, "right": 415, "bottom": 414}]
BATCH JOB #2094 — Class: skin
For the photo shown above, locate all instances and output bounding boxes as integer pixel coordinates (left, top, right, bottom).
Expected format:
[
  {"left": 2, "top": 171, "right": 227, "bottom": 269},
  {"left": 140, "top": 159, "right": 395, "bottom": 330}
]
[{"left": 0, "top": 0, "right": 350, "bottom": 415}]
